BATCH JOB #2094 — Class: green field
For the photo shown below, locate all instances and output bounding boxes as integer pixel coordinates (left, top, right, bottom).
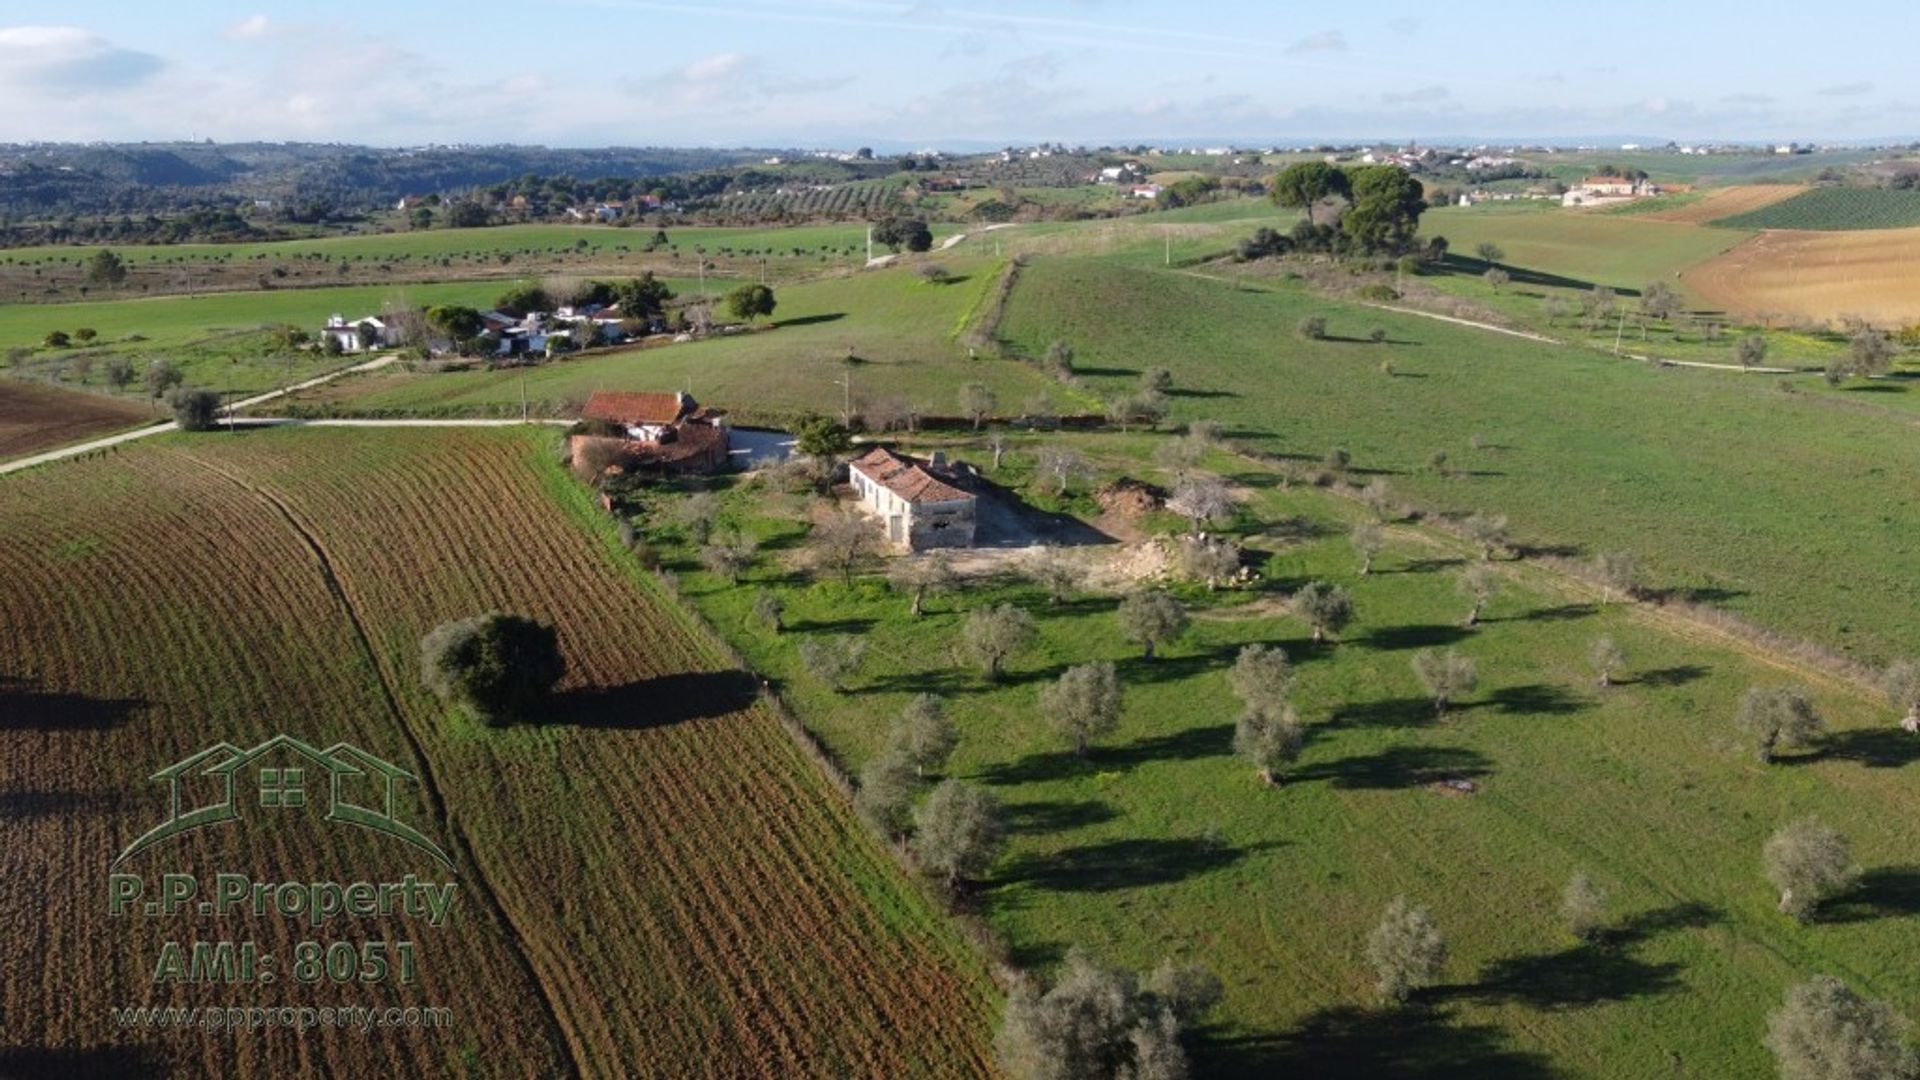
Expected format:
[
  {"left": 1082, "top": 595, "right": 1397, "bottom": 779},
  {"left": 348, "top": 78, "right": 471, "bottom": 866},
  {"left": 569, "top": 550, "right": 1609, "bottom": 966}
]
[
  {"left": 1711, "top": 187, "right": 1920, "bottom": 230},
  {"left": 1421, "top": 205, "right": 1752, "bottom": 291},
  {"left": 647, "top": 432, "right": 1920, "bottom": 1077},
  {"left": 284, "top": 258, "right": 1091, "bottom": 422},
  {"left": 998, "top": 255, "right": 1920, "bottom": 664}
]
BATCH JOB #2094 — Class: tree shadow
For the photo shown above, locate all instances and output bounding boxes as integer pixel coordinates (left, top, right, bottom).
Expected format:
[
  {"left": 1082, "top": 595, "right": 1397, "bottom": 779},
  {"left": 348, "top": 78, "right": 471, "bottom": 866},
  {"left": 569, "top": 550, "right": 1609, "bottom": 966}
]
[
  {"left": 976, "top": 723, "right": 1234, "bottom": 784},
  {"left": 1200, "top": 1003, "right": 1561, "bottom": 1079},
  {"left": 1074, "top": 366, "right": 1139, "bottom": 378},
  {"left": 1456, "top": 945, "right": 1682, "bottom": 1011},
  {"left": 0, "top": 675, "right": 146, "bottom": 731},
  {"left": 1824, "top": 866, "right": 1920, "bottom": 923},
  {"left": 1168, "top": 388, "right": 1239, "bottom": 399},
  {"left": 1821, "top": 728, "right": 1920, "bottom": 769},
  {"left": 1294, "top": 744, "right": 1492, "bottom": 790},
  {"left": 1365, "top": 624, "right": 1475, "bottom": 651},
  {"left": 1487, "top": 683, "right": 1586, "bottom": 716},
  {"left": 1438, "top": 252, "right": 1631, "bottom": 297},
  {"left": 1329, "top": 696, "right": 1440, "bottom": 731},
  {"left": 1394, "top": 557, "right": 1465, "bottom": 574},
  {"left": 0, "top": 789, "right": 125, "bottom": 820},
  {"left": 1003, "top": 799, "right": 1116, "bottom": 834},
  {"left": 788, "top": 616, "right": 878, "bottom": 634},
  {"left": 1490, "top": 602, "right": 1596, "bottom": 624},
  {"left": 1001, "top": 836, "right": 1274, "bottom": 893},
  {"left": 775, "top": 312, "right": 846, "bottom": 328},
  {"left": 0, "top": 1046, "right": 167, "bottom": 1079},
  {"left": 1629, "top": 664, "right": 1711, "bottom": 687},
  {"left": 553, "top": 670, "right": 761, "bottom": 728}
]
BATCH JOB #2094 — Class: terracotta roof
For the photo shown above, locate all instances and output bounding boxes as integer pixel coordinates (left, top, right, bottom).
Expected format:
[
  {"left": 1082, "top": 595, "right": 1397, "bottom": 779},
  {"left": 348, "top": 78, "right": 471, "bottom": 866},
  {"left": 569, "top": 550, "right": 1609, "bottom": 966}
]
[
  {"left": 583, "top": 390, "right": 692, "bottom": 426},
  {"left": 850, "top": 447, "right": 972, "bottom": 504}
]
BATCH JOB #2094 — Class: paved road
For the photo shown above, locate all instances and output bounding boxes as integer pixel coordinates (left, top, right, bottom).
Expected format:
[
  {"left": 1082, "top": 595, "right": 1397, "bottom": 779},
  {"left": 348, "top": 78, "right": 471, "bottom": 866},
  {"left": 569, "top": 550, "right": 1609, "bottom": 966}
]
[{"left": 0, "top": 355, "right": 396, "bottom": 476}]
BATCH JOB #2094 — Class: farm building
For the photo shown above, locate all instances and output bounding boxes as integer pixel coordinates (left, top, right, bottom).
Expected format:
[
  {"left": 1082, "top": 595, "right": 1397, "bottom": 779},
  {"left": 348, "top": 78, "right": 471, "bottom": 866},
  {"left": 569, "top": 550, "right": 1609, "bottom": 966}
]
[
  {"left": 1562, "top": 175, "right": 1663, "bottom": 207},
  {"left": 319, "top": 314, "right": 392, "bottom": 352},
  {"left": 570, "top": 390, "right": 731, "bottom": 476},
  {"left": 847, "top": 447, "right": 977, "bottom": 550}
]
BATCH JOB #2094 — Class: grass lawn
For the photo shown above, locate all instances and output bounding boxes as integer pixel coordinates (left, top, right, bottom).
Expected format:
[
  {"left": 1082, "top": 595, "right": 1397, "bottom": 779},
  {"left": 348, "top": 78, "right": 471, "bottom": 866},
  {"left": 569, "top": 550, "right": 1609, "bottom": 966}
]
[
  {"left": 283, "top": 258, "right": 1093, "bottom": 422},
  {"left": 638, "top": 431, "right": 1920, "bottom": 1078},
  {"left": 1421, "top": 205, "right": 1752, "bottom": 291},
  {"left": 997, "top": 255, "right": 1920, "bottom": 665}
]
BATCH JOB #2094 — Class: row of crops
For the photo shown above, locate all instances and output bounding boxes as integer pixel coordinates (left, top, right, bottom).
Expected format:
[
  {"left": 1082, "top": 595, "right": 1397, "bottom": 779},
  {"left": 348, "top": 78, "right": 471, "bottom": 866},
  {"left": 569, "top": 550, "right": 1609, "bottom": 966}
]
[
  {"left": 711, "top": 179, "right": 905, "bottom": 220},
  {"left": 1712, "top": 186, "right": 1920, "bottom": 230}
]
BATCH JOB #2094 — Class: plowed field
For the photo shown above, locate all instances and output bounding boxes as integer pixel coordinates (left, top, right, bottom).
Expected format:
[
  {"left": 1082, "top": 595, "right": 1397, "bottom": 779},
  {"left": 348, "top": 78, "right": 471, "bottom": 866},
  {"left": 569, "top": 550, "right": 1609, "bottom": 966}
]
[
  {"left": 0, "top": 427, "right": 995, "bottom": 1078},
  {"left": 1633, "top": 184, "right": 1805, "bottom": 224},
  {"left": 1684, "top": 224, "right": 1920, "bottom": 325},
  {"left": 0, "top": 381, "right": 148, "bottom": 460}
]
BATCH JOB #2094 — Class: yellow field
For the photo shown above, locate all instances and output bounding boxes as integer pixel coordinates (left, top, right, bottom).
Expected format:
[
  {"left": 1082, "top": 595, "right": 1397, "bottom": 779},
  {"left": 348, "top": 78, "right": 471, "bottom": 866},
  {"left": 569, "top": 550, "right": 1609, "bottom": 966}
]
[
  {"left": 1635, "top": 184, "right": 1807, "bottom": 224},
  {"left": 1684, "top": 225, "right": 1920, "bottom": 325}
]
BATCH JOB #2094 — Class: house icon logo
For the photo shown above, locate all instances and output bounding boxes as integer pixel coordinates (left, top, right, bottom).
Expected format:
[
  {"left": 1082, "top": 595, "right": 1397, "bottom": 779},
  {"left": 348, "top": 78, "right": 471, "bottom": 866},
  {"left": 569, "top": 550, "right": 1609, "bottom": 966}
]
[{"left": 113, "top": 735, "right": 454, "bottom": 871}]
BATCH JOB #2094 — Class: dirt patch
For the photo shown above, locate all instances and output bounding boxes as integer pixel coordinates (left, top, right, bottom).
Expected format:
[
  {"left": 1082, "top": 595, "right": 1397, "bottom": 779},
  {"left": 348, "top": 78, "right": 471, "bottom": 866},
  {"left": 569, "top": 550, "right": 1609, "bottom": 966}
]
[
  {"left": 0, "top": 380, "right": 148, "bottom": 461},
  {"left": 1636, "top": 184, "right": 1806, "bottom": 225},
  {"left": 1095, "top": 476, "right": 1164, "bottom": 517}
]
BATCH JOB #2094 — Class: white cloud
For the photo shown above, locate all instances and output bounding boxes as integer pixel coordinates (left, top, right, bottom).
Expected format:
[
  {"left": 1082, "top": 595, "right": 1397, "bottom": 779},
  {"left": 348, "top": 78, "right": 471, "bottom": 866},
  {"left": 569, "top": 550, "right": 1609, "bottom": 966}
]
[
  {"left": 0, "top": 26, "right": 162, "bottom": 91},
  {"left": 1286, "top": 30, "right": 1347, "bottom": 55},
  {"left": 223, "top": 15, "right": 273, "bottom": 41},
  {"left": 1817, "top": 81, "right": 1873, "bottom": 97}
]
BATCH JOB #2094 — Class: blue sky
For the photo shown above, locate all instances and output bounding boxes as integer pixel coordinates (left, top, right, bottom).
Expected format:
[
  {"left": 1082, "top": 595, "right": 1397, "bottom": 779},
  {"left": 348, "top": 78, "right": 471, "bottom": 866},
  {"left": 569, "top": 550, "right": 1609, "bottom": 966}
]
[{"left": 0, "top": 2, "right": 1912, "bottom": 147}]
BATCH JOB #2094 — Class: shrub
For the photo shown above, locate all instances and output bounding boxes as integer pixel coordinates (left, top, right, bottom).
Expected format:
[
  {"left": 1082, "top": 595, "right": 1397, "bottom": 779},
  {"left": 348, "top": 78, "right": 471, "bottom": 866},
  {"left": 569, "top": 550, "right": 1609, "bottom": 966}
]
[
  {"left": 418, "top": 613, "right": 565, "bottom": 726},
  {"left": 1296, "top": 315, "right": 1328, "bottom": 340}
]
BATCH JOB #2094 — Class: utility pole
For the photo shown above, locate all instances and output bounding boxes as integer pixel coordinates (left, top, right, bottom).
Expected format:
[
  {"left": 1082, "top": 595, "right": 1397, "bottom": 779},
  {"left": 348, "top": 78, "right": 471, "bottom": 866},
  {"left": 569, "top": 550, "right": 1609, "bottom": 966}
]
[
  {"left": 866, "top": 225, "right": 873, "bottom": 265},
  {"left": 520, "top": 370, "right": 528, "bottom": 422}
]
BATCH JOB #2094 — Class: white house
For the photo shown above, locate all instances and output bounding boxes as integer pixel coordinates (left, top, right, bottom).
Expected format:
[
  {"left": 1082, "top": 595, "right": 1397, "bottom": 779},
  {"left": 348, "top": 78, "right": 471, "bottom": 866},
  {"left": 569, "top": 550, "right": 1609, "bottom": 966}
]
[
  {"left": 847, "top": 447, "right": 977, "bottom": 550},
  {"left": 320, "top": 314, "right": 391, "bottom": 353}
]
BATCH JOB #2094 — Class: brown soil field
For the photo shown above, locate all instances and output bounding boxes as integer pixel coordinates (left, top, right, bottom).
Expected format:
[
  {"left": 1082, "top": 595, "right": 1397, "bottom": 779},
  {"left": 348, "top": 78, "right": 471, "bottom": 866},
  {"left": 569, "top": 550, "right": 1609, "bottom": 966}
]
[
  {"left": 0, "top": 427, "right": 996, "bottom": 1078},
  {"left": 1683, "top": 225, "right": 1920, "bottom": 325},
  {"left": 0, "top": 380, "right": 148, "bottom": 460},
  {"left": 1634, "top": 184, "right": 1806, "bottom": 224}
]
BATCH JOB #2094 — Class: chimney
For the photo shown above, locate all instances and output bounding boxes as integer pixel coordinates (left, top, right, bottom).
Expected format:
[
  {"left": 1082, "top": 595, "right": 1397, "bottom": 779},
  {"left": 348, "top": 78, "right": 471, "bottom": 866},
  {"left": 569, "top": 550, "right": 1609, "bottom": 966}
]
[{"left": 929, "top": 451, "right": 947, "bottom": 467}]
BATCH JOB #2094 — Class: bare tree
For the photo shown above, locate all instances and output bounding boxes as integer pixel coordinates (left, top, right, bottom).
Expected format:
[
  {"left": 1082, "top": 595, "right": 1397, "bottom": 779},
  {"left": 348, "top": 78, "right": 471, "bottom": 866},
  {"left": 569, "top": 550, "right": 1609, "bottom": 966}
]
[
  {"left": 1884, "top": 660, "right": 1920, "bottom": 734},
  {"left": 1351, "top": 522, "right": 1385, "bottom": 575},
  {"left": 1024, "top": 546, "right": 1082, "bottom": 605},
  {"left": 1588, "top": 636, "right": 1625, "bottom": 688},
  {"left": 960, "top": 604, "right": 1037, "bottom": 681},
  {"left": 1034, "top": 445, "right": 1094, "bottom": 496},
  {"left": 807, "top": 509, "right": 878, "bottom": 586},
  {"left": 1766, "top": 976, "right": 1917, "bottom": 1080},
  {"left": 1457, "top": 564, "right": 1498, "bottom": 627},
  {"left": 1737, "top": 686, "right": 1824, "bottom": 764},
  {"left": 699, "top": 534, "right": 758, "bottom": 585},
  {"left": 1167, "top": 474, "right": 1234, "bottom": 535},
  {"left": 1483, "top": 267, "right": 1510, "bottom": 293},
  {"left": 1118, "top": 590, "right": 1187, "bottom": 659},
  {"left": 1178, "top": 536, "right": 1242, "bottom": 590},
  {"left": 1461, "top": 513, "right": 1510, "bottom": 561},
  {"left": 1155, "top": 435, "right": 1205, "bottom": 479},
  {"left": 1366, "top": 896, "right": 1447, "bottom": 1004},
  {"left": 1764, "top": 818, "right": 1857, "bottom": 922},
  {"left": 1290, "top": 582, "right": 1354, "bottom": 644},
  {"left": 1412, "top": 648, "right": 1478, "bottom": 718},
  {"left": 987, "top": 429, "right": 1010, "bottom": 470},
  {"left": 888, "top": 552, "right": 957, "bottom": 616},
  {"left": 1041, "top": 662, "right": 1124, "bottom": 756},
  {"left": 675, "top": 491, "right": 721, "bottom": 544},
  {"left": 1361, "top": 479, "right": 1397, "bottom": 522}
]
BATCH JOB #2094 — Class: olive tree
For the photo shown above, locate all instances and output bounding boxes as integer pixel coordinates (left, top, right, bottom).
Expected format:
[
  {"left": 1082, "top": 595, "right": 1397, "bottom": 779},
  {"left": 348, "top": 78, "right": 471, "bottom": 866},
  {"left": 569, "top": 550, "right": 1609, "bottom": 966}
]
[
  {"left": 1412, "top": 648, "right": 1478, "bottom": 718},
  {"left": 1034, "top": 445, "right": 1095, "bottom": 496},
  {"left": 1290, "top": 582, "right": 1353, "bottom": 644},
  {"left": 1351, "top": 522, "right": 1385, "bottom": 575},
  {"left": 1024, "top": 545, "right": 1082, "bottom": 605},
  {"left": 675, "top": 491, "right": 721, "bottom": 544},
  {"left": 887, "top": 694, "right": 959, "bottom": 777},
  {"left": 1735, "top": 333, "right": 1769, "bottom": 370},
  {"left": 1764, "top": 818, "right": 1857, "bottom": 922},
  {"left": 1593, "top": 550, "right": 1643, "bottom": 605},
  {"left": 1562, "top": 871, "right": 1609, "bottom": 943},
  {"left": 1882, "top": 660, "right": 1920, "bottom": 734},
  {"left": 419, "top": 613, "right": 565, "bottom": 727},
  {"left": 699, "top": 534, "right": 758, "bottom": 585},
  {"left": 914, "top": 779, "right": 1006, "bottom": 888},
  {"left": 1234, "top": 704, "right": 1304, "bottom": 786},
  {"left": 958, "top": 382, "right": 998, "bottom": 431},
  {"left": 995, "top": 948, "right": 1217, "bottom": 1080},
  {"left": 1040, "top": 661, "right": 1124, "bottom": 757},
  {"left": 167, "top": 388, "right": 221, "bottom": 431},
  {"left": 807, "top": 508, "right": 878, "bottom": 586},
  {"left": 1765, "top": 975, "right": 1916, "bottom": 1080},
  {"left": 1457, "top": 564, "right": 1498, "bottom": 627},
  {"left": 1118, "top": 590, "right": 1187, "bottom": 659},
  {"left": 961, "top": 603, "right": 1037, "bottom": 680},
  {"left": 854, "top": 751, "right": 919, "bottom": 839},
  {"left": 800, "top": 635, "right": 867, "bottom": 692},
  {"left": 1366, "top": 896, "right": 1447, "bottom": 1004},
  {"left": 1588, "top": 636, "right": 1626, "bottom": 689},
  {"left": 1167, "top": 474, "right": 1234, "bottom": 535},
  {"left": 887, "top": 552, "right": 957, "bottom": 616},
  {"left": 1736, "top": 686, "right": 1824, "bottom": 764},
  {"left": 752, "top": 588, "right": 784, "bottom": 633},
  {"left": 1461, "top": 513, "right": 1510, "bottom": 561}
]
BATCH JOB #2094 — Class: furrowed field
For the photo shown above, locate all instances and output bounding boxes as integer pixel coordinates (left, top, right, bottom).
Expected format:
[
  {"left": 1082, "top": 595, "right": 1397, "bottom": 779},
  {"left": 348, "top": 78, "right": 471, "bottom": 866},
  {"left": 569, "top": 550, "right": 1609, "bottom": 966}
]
[
  {"left": 645, "top": 431, "right": 1920, "bottom": 1077},
  {"left": 1711, "top": 186, "right": 1920, "bottom": 230},
  {"left": 0, "top": 379, "right": 148, "bottom": 458},
  {"left": 997, "top": 254, "right": 1920, "bottom": 664},
  {"left": 0, "top": 427, "right": 995, "bottom": 1078},
  {"left": 1684, "top": 224, "right": 1920, "bottom": 325}
]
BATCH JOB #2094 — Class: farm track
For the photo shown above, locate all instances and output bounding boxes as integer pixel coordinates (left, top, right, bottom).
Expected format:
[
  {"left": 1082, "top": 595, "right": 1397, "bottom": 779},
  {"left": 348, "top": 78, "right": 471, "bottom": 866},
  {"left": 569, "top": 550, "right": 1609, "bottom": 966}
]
[{"left": 183, "top": 451, "right": 588, "bottom": 1078}]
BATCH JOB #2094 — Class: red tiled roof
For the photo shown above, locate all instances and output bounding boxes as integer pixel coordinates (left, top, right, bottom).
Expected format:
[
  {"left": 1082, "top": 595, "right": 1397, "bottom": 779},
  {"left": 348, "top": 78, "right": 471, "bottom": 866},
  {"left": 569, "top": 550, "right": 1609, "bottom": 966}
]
[
  {"left": 583, "top": 390, "right": 691, "bottom": 426},
  {"left": 850, "top": 447, "right": 972, "bottom": 504}
]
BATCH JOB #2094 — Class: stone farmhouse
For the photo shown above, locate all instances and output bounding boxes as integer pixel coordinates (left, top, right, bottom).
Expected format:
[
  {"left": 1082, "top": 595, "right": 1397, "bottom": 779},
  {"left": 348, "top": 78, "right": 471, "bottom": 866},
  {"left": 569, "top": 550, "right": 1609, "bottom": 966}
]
[
  {"left": 847, "top": 447, "right": 977, "bottom": 550},
  {"left": 570, "top": 390, "right": 731, "bottom": 476}
]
